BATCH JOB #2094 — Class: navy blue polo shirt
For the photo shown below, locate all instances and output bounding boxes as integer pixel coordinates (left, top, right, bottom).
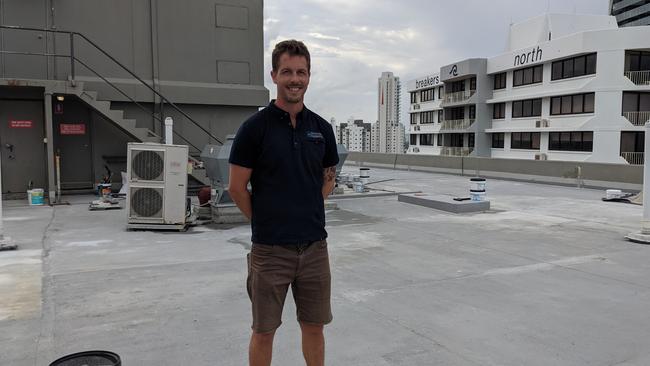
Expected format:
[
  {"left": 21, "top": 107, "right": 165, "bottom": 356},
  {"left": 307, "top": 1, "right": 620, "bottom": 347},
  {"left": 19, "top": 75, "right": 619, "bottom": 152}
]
[{"left": 229, "top": 100, "right": 339, "bottom": 245}]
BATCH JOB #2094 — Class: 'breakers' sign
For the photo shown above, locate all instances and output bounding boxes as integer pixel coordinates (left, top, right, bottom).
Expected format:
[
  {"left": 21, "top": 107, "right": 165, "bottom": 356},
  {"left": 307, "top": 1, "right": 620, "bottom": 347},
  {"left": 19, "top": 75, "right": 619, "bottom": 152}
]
[
  {"left": 514, "top": 46, "right": 543, "bottom": 67},
  {"left": 415, "top": 75, "right": 440, "bottom": 90}
]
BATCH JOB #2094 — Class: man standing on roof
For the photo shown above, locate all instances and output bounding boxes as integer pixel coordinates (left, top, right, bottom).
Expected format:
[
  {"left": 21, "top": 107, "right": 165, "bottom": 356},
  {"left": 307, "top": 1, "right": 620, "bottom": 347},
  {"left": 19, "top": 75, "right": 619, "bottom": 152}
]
[{"left": 228, "top": 39, "right": 339, "bottom": 366}]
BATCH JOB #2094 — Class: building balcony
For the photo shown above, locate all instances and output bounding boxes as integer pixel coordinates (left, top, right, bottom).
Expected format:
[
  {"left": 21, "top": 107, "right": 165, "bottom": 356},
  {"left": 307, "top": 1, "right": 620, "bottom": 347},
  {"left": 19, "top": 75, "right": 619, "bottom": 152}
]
[
  {"left": 624, "top": 71, "right": 650, "bottom": 85},
  {"left": 621, "top": 151, "right": 644, "bottom": 165},
  {"left": 623, "top": 111, "right": 650, "bottom": 126},
  {"left": 440, "top": 119, "right": 475, "bottom": 131},
  {"left": 442, "top": 90, "right": 475, "bottom": 104},
  {"left": 440, "top": 147, "right": 473, "bottom": 156}
]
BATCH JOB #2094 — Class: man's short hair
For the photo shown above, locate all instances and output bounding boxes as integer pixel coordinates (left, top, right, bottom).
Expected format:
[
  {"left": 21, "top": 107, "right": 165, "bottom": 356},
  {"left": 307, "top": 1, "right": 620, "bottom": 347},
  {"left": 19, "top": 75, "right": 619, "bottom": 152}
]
[{"left": 272, "top": 40, "right": 311, "bottom": 73}]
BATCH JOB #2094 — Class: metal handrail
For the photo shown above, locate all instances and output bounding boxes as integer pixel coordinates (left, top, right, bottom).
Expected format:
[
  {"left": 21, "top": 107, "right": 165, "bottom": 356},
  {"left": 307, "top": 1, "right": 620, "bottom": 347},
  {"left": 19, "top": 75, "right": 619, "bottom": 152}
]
[
  {"left": 0, "top": 25, "right": 222, "bottom": 147},
  {"left": 624, "top": 71, "right": 650, "bottom": 85},
  {"left": 75, "top": 58, "right": 201, "bottom": 153},
  {"left": 0, "top": 48, "right": 201, "bottom": 153},
  {"left": 622, "top": 111, "right": 650, "bottom": 126},
  {"left": 440, "top": 147, "right": 473, "bottom": 156},
  {"left": 443, "top": 89, "right": 475, "bottom": 104},
  {"left": 440, "top": 119, "right": 474, "bottom": 131},
  {"left": 621, "top": 151, "right": 644, "bottom": 165}
]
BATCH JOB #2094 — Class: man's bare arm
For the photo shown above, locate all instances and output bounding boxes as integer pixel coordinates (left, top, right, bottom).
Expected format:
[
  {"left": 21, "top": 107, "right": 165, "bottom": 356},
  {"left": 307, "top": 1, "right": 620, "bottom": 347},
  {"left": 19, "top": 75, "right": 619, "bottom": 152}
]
[
  {"left": 229, "top": 164, "right": 253, "bottom": 220},
  {"left": 322, "top": 166, "right": 336, "bottom": 200}
]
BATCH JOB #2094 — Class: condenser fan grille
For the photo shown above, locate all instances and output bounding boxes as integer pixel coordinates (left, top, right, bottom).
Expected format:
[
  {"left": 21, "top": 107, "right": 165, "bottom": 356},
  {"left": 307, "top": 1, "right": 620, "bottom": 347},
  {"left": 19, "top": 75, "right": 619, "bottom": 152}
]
[
  {"left": 131, "top": 150, "right": 164, "bottom": 181},
  {"left": 130, "top": 187, "right": 163, "bottom": 218}
]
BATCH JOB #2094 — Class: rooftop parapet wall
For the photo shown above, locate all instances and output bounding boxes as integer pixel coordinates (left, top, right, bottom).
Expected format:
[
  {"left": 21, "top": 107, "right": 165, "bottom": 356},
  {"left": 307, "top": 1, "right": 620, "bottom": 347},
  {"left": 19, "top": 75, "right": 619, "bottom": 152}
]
[{"left": 347, "top": 152, "right": 643, "bottom": 190}]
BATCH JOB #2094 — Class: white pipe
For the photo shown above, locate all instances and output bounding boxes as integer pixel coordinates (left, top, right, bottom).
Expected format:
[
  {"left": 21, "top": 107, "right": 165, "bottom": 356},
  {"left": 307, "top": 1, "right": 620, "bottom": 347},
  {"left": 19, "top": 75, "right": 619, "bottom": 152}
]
[
  {"left": 641, "top": 122, "right": 650, "bottom": 235},
  {"left": 643, "top": 122, "right": 650, "bottom": 234},
  {"left": 165, "top": 117, "right": 173, "bottom": 145}
]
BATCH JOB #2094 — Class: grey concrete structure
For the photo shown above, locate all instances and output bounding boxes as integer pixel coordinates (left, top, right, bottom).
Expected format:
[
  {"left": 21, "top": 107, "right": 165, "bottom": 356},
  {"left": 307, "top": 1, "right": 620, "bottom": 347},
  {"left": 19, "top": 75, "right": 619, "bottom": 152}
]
[
  {"left": 2, "top": 166, "right": 650, "bottom": 365},
  {"left": 610, "top": 0, "right": 650, "bottom": 27},
  {"left": 398, "top": 193, "right": 490, "bottom": 213},
  {"left": 440, "top": 59, "right": 491, "bottom": 157},
  {"left": 0, "top": 0, "right": 268, "bottom": 195}
]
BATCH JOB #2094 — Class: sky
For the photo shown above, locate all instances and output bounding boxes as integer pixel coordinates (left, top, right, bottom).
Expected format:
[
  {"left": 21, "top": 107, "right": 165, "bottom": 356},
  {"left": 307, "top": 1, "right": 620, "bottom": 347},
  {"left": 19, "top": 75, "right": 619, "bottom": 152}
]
[{"left": 263, "top": 0, "right": 610, "bottom": 126}]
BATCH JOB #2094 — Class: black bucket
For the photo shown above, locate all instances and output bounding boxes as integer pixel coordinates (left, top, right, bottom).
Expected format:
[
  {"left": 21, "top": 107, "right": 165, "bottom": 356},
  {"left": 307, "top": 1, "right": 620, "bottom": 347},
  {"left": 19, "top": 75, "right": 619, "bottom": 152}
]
[{"left": 49, "top": 351, "right": 121, "bottom": 366}]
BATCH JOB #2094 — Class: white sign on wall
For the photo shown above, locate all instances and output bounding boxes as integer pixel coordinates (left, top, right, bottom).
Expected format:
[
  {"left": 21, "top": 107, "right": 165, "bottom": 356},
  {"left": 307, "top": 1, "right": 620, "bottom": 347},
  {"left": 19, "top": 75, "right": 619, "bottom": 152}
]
[{"left": 414, "top": 74, "right": 441, "bottom": 90}]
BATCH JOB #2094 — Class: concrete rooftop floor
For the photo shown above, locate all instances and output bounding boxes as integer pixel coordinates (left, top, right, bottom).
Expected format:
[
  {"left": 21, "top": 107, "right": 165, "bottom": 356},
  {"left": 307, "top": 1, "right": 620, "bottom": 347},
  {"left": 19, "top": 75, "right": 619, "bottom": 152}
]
[{"left": 2, "top": 166, "right": 650, "bottom": 365}]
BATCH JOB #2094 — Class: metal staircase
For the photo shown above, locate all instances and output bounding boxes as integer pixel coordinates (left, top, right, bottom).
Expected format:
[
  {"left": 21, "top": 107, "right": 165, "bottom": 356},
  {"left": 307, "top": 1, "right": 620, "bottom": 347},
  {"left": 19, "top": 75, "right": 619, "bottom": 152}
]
[{"left": 0, "top": 25, "right": 215, "bottom": 188}]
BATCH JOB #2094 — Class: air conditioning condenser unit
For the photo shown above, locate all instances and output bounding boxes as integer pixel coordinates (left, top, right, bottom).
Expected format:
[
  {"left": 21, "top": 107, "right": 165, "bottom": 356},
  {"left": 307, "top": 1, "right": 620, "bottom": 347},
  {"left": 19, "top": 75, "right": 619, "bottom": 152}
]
[{"left": 126, "top": 142, "right": 189, "bottom": 230}]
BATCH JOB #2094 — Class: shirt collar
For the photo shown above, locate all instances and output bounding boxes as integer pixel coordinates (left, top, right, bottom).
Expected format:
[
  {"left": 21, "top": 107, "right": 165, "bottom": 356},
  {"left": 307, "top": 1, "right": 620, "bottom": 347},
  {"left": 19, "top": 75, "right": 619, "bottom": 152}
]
[{"left": 268, "top": 99, "right": 309, "bottom": 121}]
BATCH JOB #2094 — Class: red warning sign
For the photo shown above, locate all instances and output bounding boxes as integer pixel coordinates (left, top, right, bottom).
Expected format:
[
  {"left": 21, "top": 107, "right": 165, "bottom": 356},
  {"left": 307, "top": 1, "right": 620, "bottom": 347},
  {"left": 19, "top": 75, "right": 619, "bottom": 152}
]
[
  {"left": 60, "top": 123, "right": 86, "bottom": 135},
  {"left": 9, "top": 120, "right": 33, "bottom": 128}
]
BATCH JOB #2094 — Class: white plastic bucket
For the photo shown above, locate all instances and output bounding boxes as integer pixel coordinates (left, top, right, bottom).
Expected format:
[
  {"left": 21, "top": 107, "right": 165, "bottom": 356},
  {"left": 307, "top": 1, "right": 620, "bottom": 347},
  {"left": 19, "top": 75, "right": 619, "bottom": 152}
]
[
  {"left": 470, "top": 178, "right": 486, "bottom": 192},
  {"left": 360, "top": 167, "right": 370, "bottom": 185},
  {"left": 353, "top": 182, "right": 364, "bottom": 193},
  {"left": 470, "top": 189, "right": 486, "bottom": 202},
  {"left": 27, "top": 188, "right": 45, "bottom": 205}
]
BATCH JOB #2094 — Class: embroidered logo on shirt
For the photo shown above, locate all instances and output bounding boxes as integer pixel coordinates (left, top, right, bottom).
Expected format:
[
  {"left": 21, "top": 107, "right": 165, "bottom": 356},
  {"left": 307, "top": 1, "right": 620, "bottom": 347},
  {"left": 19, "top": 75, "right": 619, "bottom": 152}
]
[{"left": 306, "top": 131, "right": 324, "bottom": 140}]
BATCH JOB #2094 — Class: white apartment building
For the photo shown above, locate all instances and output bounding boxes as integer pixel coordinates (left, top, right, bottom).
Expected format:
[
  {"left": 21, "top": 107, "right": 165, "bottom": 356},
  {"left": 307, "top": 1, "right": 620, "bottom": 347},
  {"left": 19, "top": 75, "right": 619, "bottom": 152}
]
[
  {"left": 375, "top": 71, "right": 404, "bottom": 153},
  {"left": 406, "top": 74, "right": 444, "bottom": 155},
  {"left": 336, "top": 118, "right": 372, "bottom": 152},
  {"left": 408, "top": 13, "right": 650, "bottom": 164}
]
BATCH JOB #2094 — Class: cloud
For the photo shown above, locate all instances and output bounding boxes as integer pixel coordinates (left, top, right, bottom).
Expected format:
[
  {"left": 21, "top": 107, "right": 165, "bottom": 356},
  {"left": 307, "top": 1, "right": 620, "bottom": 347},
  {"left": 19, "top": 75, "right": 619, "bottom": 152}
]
[{"left": 308, "top": 32, "right": 342, "bottom": 41}]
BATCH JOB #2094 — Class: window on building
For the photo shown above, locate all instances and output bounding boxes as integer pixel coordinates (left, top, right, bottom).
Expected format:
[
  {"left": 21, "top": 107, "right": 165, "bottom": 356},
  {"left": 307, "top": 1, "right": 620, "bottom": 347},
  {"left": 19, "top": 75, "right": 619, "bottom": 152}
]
[
  {"left": 550, "top": 93, "right": 595, "bottom": 115},
  {"left": 551, "top": 53, "right": 597, "bottom": 81},
  {"left": 468, "top": 133, "right": 475, "bottom": 148},
  {"left": 512, "top": 98, "right": 542, "bottom": 118},
  {"left": 449, "top": 80, "right": 465, "bottom": 93},
  {"left": 469, "top": 105, "right": 476, "bottom": 119},
  {"left": 420, "top": 111, "right": 435, "bottom": 124},
  {"left": 549, "top": 131, "right": 593, "bottom": 151},
  {"left": 511, "top": 132, "right": 540, "bottom": 149},
  {"left": 438, "top": 86, "right": 444, "bottom": 99},
  {"left": 622, "top": 92, "right": 650, "bottom": 112},
  {"left": 420, "top": 88, "right": 435, "bottom": 102},
  {"left": 493, "top": 72, "right": 507, "bottom": 90},
  {"left": 410, "top": 134, "right": 418, "bottom": 145},
  {"left": 493, "top": 102, "right": 506, "bottom": 119},
  {"left": 626, "top": 51, "right": 650, "bottom": 72},
  {"left": 448, "top": 133, "right": 464, "bottom": 147},
  {"left": 420, "top": 134, "right": 434, "bottom": 146},
  {"left": 513, "top": 65, "right": 543, "bottom": 87},
  {"left": 438, "top": 110, "right": 444, "bottom": 123},
  {"left": 470, "top": 77, "right": 477, "bottom": 91},
  {"left": 492, "top": 133, "right": 505, "bottom": 148},
  {"left": 446, "top": 107, "right": 465, "bottom": 120},
  {"left": 621, "top": 131, "right": 645, "bottom": 152},
  {"left": 410, "top": 113, "right": 418, "bottom": 125},
  {"left": 437, "top": 133, "right": 443, "bottom": 146},
  {"left": 410, "top": 92, "right": 418, "bottom": 104}
]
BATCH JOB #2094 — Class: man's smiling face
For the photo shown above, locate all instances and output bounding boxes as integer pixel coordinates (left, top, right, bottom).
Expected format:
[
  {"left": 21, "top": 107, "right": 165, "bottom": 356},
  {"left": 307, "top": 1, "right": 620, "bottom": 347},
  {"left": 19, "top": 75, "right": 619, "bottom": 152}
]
[{"left": 271, "top": 53, "right": 310, "bottom": 104}]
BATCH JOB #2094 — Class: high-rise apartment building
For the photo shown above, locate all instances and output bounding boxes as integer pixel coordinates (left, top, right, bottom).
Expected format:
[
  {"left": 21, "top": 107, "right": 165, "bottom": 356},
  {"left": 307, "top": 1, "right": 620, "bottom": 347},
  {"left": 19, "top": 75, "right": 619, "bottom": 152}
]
[
  {"left": 610, "top": 0, "right": 650, "bottom": 27},
  {"left": 375, "top": 72, "right": 404, "bottom": 153},
  {"left": 336, "top": 118, "right": 372, "bottom": 152}
]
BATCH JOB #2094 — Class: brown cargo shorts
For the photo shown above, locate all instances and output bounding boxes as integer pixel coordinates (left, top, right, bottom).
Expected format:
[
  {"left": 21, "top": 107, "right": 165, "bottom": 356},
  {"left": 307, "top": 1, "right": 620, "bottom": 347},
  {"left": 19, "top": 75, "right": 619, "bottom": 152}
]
[{"left": 246, "top": 239, "right": 332, "bottom": 333}]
